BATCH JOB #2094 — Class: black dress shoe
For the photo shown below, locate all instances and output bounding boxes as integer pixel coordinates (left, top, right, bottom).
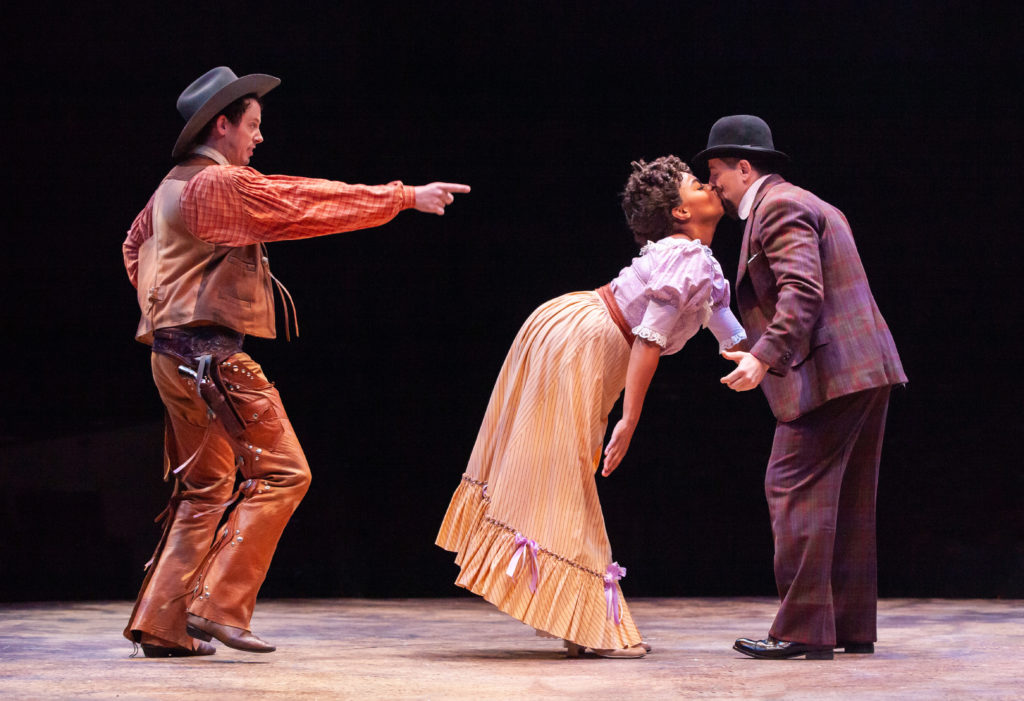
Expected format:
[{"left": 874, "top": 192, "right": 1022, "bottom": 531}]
[
  {"left": 734, "top": 637, "right": 833, "bottom": 660},
  {"left": 186, "top": 613, "right": 276, "bottom": 653},
  {"left": 837, "top": 642, "right": 874, "bottom": 654},
  {"left": 141, "top": 640, "right": 216, "bottom": 657}
]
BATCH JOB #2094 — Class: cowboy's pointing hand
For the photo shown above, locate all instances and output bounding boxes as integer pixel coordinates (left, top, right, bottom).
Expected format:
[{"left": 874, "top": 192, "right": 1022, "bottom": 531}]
[{"left": 413, "top": 182, "right": 471, "bottom": 215}]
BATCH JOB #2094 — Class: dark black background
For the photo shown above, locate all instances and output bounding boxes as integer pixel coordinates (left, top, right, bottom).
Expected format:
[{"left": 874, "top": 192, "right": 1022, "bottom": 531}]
[{"left": 1, "top": 2, "right": 1020, "bottom": 602}]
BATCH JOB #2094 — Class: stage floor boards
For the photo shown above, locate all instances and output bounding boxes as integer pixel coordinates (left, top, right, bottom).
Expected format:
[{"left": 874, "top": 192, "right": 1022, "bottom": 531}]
[{"left": 1, "top": 597, "right": 1021, "bottom": 699}]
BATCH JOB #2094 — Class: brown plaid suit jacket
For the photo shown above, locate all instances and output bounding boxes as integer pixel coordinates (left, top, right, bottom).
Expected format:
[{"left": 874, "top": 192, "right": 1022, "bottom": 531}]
[{"left": 737, "top": 175, "right": 906, "bottom": 422}]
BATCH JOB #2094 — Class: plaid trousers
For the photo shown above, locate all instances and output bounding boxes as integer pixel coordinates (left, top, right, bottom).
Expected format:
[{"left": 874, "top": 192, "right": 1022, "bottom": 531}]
[{"left": 765, "top": 385, "right": 892, "bottom": 646}]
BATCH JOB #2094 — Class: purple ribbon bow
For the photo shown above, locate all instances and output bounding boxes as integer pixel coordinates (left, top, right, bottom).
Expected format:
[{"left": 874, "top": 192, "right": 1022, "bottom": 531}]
[
  {"left": 603, "top": 561, "right": 627, "bottom": 624},
  {"left": 506, "top": 534, "right": 540, "bottom": 593}
]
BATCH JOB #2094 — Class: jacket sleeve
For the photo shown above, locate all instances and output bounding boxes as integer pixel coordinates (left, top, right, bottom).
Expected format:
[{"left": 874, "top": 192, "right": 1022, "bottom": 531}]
[{"left": 749, "top": 195, "right": 825, "bottom": 375}]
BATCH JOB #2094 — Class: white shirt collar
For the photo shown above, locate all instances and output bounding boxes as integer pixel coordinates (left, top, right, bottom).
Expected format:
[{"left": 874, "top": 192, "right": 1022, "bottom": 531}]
[
  {"left": 738, "top": 174, "right": 772, "bottom": 220},
  {"left": 190, "top": 144, "right": 230, "bottom": 165}
]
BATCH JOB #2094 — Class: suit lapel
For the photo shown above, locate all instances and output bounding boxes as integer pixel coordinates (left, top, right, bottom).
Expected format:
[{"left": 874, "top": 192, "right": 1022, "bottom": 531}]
[
  {"left": 736, "top": 174, "right": 786, "bottom": 287},
  {"left": 737, "top": 217, "right": 754, "bottom": 286}
]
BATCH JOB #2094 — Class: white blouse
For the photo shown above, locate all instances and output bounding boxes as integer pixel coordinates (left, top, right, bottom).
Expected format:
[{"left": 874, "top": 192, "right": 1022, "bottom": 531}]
[{"left": 609, "top": 236, "right": 745, "bottom": 355}]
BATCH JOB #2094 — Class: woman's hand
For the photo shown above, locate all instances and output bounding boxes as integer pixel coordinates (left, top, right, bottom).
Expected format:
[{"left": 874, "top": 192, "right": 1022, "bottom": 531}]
[
  {"left": 603, "top": 337, "right": 660, "bottom": 477},
  {"left": 602, "top": 419, "right": 636, "bottom": 477}
]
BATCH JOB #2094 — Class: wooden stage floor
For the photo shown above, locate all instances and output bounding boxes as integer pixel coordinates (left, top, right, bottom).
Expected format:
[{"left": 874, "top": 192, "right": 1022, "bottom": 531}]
[{"left": 1, "top": 597, "right": 1021, "bottom": 699}]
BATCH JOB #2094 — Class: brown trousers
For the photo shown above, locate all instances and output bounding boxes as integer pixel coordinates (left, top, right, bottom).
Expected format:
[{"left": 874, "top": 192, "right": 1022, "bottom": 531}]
[
  {"left": 765, "top": 385, "right": 891, "bottom": 647},
  {"left": 124, "top": 351, "right": 310, "bottom": 648}
]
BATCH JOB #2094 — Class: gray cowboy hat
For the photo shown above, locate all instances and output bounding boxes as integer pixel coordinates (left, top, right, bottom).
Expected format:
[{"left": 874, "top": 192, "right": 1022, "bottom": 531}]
[
  {"left": 692, "top": 114, "right": 789, "bottom": 164},
  {"left": 172, "top": 66, "right": 280, "bottom": 159}
]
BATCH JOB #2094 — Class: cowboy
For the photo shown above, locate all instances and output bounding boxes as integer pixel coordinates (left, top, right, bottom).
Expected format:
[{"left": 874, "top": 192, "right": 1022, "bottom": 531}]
[
  {"left": 122, "top": 66, "right": 469, "bottom": 657},
  {"left": 696, "top": 115, "right": 905, "bottom": 660}
]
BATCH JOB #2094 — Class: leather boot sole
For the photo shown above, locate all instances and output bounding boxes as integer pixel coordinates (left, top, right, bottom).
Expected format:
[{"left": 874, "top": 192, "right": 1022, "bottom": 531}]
[
  {"left": 186, "top": 614, "right": 276, "bottom": 653},
  {"left": 141, "top": 641, "right": 216, "bottom": 657}
]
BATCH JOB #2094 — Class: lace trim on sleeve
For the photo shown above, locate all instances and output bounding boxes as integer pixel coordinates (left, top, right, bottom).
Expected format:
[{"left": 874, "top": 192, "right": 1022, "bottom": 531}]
[
  {"left": 631, "top": 326, "right": 668, "bottom": 348},
  {"left": 718, "top": 330, "right": 747, "bottom": 354}
]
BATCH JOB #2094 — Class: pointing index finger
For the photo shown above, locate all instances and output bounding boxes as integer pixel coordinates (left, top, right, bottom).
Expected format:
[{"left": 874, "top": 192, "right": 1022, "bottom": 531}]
[{"left": 438, "top": 183, "right": 471, "bottom": 193}]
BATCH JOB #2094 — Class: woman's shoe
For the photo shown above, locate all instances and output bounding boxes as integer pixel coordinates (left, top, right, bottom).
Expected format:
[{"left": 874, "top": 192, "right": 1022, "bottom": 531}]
[
  {"left": 564, "top": 640, "right": 646, "bottom": 658},
  {"left": 591, "top": 644, "right": 647, "bottom": 658},
  {"left": 564, "top": 641, "right": 585, "bottom": 657}
]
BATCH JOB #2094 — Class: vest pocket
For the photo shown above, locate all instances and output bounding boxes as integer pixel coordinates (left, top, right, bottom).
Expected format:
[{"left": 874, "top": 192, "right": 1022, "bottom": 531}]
[{"left": 217, "top": 253, "right": 258, "bottom": 307}]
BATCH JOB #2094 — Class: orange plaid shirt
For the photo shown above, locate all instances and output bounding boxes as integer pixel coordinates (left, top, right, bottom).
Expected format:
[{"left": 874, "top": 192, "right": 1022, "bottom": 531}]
[{"left": 123, "top": 166, "right": 415, "bottom": 288}]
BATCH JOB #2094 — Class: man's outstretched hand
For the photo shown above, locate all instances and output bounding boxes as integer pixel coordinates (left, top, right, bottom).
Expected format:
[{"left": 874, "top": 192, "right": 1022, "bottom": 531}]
[
  {"left": 720, "top": 350, "right": 769, "bottom": 391},
  {"left": 413, "top": 182, "right": 471, "bottom": 215}
]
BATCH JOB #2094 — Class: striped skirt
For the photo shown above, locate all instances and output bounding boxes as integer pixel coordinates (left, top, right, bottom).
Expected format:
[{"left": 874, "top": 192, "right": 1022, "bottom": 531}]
[{"left": 436, "top": 291, "right": 642, "bottom": 649}]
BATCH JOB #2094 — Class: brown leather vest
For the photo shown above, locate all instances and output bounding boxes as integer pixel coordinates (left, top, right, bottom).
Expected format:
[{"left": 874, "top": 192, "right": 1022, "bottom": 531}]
[{"left": 134, "top": 164, "right": 277, "bottom": 344}]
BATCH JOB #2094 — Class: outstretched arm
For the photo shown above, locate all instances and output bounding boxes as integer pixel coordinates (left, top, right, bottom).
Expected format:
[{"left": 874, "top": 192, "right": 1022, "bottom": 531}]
[
  {"left": 182, "top": 169, "right": 472, "bottom": 245},
  {"left": 602, "top": 337, "right": 661, "bottom": 476}
]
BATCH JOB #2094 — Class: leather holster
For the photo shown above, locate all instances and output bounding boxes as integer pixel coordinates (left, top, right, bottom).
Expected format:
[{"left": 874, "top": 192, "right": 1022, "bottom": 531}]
[{"left": 153, "top": 326, "right": 246, "bottom": 438}]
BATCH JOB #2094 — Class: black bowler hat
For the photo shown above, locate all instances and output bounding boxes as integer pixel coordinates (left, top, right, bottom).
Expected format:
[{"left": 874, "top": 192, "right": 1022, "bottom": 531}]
[
  {"left": 692, "top": 114, "right": 789, "bottom": 164},
  {"left": 171, "top": 66, "right": 280, "bottom": 159}
]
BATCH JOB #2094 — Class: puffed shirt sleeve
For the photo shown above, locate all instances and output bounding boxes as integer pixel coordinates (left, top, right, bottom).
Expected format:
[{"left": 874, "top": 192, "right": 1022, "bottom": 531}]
[
  {"left": 122, "top": 193, "right": 155, "bottom": 289},
  {"left": 707, "top": 306, "right": 746, "bottom": 353},
  {"left": 632, "top": 245, "right": 715, "bottom": 349},
  {"left": 180, "top": 166, "right": 417, "bottom": 246}
]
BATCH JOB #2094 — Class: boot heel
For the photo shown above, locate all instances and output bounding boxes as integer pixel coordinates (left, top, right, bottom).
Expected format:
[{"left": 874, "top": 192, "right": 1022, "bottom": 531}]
[
  {"left": 843, "top": 643, "right": 874, "bottom": 654},
  {"left": 186, "top": 624, "right": 213, "bottom": 642},
  {"left": 806, "top": 649, "right": 834, "bottom": 660}
]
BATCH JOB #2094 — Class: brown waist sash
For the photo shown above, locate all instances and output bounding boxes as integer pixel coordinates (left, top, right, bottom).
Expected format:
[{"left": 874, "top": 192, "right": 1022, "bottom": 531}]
[{"left": 596, "top": 284, "right": 636, "bottom": 346}]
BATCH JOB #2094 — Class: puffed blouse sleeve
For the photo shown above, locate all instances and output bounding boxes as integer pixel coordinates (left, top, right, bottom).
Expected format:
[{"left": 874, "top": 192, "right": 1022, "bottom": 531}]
[
  {"left": 705, "top": 253, "right": 747, "bottom": 352},
  {"left": 631, "top": 244, "right": 716, "bottom": 349}
]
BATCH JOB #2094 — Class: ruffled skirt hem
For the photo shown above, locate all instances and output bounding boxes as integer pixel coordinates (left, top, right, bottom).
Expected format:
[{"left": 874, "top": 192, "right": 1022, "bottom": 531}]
[{"left": 436, "top": 478, "right": 642, "bottom": 650}]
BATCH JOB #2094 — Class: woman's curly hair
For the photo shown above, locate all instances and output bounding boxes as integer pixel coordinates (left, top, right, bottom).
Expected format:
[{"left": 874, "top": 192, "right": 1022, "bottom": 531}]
[{"left": 621, "top": 155, "right": 693, "bottom": 246}]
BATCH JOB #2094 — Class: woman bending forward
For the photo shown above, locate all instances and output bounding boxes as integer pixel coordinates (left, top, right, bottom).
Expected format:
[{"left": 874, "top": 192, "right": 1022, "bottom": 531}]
[{"left": 436, "top": 156, "right": 743, "bottom": 658}]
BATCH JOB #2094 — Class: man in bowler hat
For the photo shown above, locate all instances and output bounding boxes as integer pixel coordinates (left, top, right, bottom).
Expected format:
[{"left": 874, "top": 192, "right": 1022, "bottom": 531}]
[
  {"left": 695, "top": 115, "right": 905, "bottom": 659},
  {"left": 122, "top": 66, "right": 469, "bottom": 656}
]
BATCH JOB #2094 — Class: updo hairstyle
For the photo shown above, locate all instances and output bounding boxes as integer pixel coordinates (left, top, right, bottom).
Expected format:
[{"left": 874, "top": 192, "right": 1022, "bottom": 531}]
[{"left": 621, "top": 155, "right": 693, "bottom": 246}]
